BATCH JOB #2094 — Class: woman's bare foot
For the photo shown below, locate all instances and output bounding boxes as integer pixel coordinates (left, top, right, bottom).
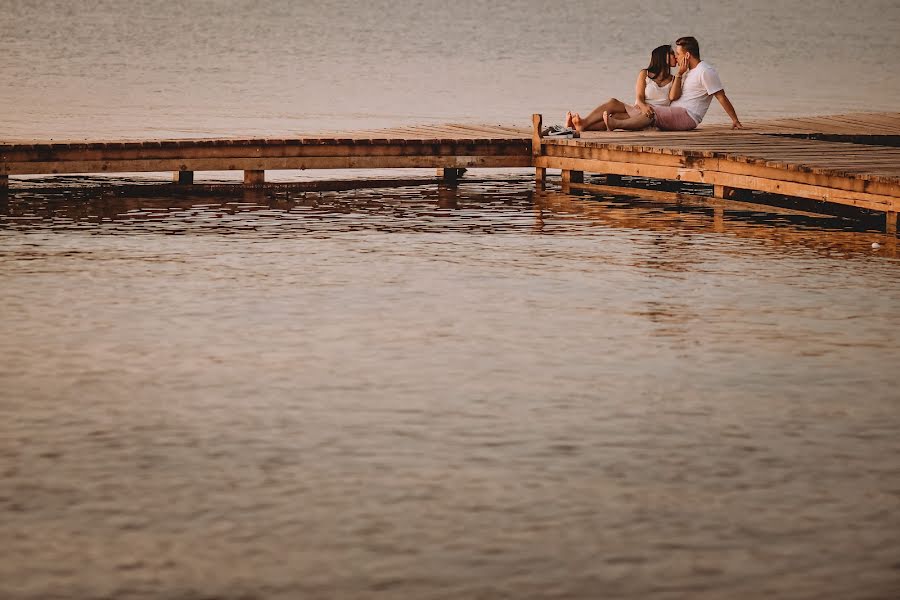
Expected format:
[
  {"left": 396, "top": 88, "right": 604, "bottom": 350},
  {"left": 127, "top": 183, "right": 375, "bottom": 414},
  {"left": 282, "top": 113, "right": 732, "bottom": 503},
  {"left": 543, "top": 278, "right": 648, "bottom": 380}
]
[
  {"left": 572, "top": 113, "right": 584, "bottom": 132},
  {"left": 565, "top": 111, "right": 574, "bottom": 129}
]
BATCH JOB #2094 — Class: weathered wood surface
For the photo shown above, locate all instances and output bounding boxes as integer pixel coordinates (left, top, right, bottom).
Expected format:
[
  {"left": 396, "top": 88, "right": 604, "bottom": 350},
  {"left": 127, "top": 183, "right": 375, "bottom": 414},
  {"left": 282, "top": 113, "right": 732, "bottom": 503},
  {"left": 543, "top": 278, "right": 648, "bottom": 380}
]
[
  {"left": 0, "top": 124, "right": 533, "bottom": 176},
  {"left": 542, "top": 134, "right": 900, "bottom": 184},
  {"left": 704, "top": 111, "right": 900, "bottom": 137}
]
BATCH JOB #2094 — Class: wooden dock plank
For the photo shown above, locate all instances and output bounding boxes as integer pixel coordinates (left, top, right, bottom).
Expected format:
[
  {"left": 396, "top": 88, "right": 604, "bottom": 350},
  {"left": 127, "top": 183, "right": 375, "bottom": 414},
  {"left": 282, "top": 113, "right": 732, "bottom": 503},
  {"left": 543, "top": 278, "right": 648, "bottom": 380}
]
[{"left": 553, "top": 133, "right": 900, "bottom": 185}]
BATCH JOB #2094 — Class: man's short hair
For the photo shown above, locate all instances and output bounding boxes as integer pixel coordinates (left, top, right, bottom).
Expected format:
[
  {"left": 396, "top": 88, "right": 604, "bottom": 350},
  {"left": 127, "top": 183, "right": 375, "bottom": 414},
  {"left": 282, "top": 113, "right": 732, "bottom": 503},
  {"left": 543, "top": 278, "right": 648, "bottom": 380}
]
[{"left": 676, "top": 36, "right": 700, "bottom": 59}]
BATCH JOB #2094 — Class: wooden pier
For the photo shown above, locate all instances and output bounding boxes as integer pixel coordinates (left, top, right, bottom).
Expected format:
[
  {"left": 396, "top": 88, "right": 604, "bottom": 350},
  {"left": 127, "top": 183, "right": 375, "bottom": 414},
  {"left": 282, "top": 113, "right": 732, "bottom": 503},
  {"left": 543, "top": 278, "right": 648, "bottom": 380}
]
[
  {"left": 533, "top": 112, "right": 900, "bottom": 233},
  {"left": 2, "top": 112, "right": 899, "bottom": 232}
]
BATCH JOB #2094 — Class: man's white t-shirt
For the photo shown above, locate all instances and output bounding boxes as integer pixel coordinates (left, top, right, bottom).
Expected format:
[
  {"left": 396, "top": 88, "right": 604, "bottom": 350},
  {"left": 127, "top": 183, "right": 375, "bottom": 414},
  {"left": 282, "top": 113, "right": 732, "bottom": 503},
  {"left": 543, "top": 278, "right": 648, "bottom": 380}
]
[{"left": 671, "top": 61, "right": 723, "bottom": 124}]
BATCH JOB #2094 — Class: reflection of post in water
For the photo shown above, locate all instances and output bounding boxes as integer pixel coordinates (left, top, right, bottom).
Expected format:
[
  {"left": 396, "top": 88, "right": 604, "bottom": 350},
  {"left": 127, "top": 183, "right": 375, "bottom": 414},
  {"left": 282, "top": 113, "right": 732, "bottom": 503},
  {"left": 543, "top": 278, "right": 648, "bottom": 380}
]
[
  {"left": 436, "top": 183, "right": 459, "bottom": 209},
  {"left": 267, "top": 192, "right": 295, "bottom": 212},
  {"left": 532, "top": 191, "right": 545, "bottom": 233},
  {"left": 713, "top": 206, "right": 725, "bottom": 233},
  {"left": 882, "top": 235, "right": 898, "bottom": 257},
  {"left": 242, "top": 188, "right": 266, "bottom": 204}
]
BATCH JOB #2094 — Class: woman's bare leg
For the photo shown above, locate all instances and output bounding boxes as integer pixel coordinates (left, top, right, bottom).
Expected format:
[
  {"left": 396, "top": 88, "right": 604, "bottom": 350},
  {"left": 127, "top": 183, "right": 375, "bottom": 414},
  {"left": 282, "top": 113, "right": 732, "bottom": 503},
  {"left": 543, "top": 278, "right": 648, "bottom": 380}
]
[
  {"left": 576, "top": 98, "right": 631, "bottom": 131},
  {"left": 605, "top": 112, "right": 653, "bottom": 131},
  {"left": 573, "top": 111, "right": 630, "bottom": 132}
]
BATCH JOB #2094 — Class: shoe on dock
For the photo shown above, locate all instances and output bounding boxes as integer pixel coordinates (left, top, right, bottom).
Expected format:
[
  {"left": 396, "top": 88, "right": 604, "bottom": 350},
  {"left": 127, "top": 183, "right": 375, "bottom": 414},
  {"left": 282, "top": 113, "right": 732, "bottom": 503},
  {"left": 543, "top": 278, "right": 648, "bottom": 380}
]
[{"left": 541, "top": 124, "right": 576, "bottom": 138}]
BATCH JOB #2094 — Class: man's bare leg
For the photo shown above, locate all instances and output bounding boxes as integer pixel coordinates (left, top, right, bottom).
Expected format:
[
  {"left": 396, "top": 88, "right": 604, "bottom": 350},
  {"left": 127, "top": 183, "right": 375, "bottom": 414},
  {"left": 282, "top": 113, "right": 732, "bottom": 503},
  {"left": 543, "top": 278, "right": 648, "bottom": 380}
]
[
  {"left": 565, "top": 111, "right": 574, "bottom": 129},
  {"left": 576, "top": 98, "right": 631, "bottom": 131}
]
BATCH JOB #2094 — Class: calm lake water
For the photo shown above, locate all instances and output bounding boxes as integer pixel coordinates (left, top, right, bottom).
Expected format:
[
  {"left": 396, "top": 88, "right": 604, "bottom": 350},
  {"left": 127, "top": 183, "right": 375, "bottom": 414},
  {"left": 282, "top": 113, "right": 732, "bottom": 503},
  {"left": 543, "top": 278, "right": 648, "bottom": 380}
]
[{"left": 2, "top": 1, "right": 900, "bottom": 599}]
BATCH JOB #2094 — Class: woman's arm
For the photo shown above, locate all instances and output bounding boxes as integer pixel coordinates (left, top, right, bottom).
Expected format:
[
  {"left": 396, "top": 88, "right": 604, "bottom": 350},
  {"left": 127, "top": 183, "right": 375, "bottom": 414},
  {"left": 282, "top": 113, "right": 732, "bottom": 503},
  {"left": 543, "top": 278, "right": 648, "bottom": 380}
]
[{"left": 635, "top": 69, "right": 652, "bottom": 116}]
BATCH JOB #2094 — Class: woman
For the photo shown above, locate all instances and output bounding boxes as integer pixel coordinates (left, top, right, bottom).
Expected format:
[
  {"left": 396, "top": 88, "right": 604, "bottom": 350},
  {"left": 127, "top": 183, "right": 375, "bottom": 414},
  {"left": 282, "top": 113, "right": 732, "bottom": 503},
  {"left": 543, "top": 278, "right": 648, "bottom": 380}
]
[{"left": 565, "top": 45, "right": 682, "bottom": 132}]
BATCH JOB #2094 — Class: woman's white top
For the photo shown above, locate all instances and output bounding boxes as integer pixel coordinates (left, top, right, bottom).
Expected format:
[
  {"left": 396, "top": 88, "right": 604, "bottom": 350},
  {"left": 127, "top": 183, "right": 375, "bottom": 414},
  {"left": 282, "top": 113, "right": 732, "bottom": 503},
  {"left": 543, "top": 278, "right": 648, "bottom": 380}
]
[{"left": 642, "top": 73, "right": 672, "bottom": 106}]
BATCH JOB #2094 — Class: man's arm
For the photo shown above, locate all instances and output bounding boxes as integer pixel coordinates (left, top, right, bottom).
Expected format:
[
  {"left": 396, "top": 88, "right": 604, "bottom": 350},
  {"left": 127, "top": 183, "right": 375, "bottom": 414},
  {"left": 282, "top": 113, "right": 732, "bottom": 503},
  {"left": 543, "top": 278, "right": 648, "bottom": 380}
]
[
  {"left": 713, "top": 90, "right": 743, "bottom": 129},
  {"left": 669, "top": 54, "right": 689, "bottom": 101}
]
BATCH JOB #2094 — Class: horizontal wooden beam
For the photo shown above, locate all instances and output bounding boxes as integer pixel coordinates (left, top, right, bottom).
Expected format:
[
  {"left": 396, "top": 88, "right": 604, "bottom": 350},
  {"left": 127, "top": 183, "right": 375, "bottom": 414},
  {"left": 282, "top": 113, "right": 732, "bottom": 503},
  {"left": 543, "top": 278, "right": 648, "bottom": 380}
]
[
  {"left": 541, "top": 143, "right": 900, "bottom": 196},
  {"left": 535, "top": 156, "right": 899, "bottom": 212},
  {"left": 0, "top": 140, "right": 531, "bottom": 164},
  {"left": 2, "top": 155, "right": 532, "bottom": 176},
  {"left": 566, "top": 181, "right": 829, "bottom": 217}
]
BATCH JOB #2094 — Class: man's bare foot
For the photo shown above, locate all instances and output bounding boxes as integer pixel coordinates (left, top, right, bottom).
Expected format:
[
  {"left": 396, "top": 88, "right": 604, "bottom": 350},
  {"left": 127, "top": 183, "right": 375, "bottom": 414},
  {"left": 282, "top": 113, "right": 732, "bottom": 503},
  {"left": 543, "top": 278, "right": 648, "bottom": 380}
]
[
  {"left": 602, "top": 111, "right": 613, "bottom": 131},
  {"left": 565, "top": 111, "right": 574, "bottom": 129}
]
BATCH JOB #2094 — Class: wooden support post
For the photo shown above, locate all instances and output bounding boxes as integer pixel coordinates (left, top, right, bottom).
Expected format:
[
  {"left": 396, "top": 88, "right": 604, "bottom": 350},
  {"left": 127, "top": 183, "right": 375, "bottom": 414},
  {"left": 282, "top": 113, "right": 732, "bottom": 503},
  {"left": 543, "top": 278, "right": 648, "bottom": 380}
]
[
  {"left": 714, "top": 184, "right": 735, "bottom": 199},
  {"left": 0, "top": 175, "right": 7, "bottom": 199},
  {"left": 437, "top": 168, "right": 465, "bottom": 183},
  {"left": 244, "top": 170, "right": 265, "bottom": 186},
  {"left": 532, "top": 114, "right": 545, "bottom": 187},
  {"left": 561, "top": 169, "right": 584, "bottom": 192},
  {"left": 887, "top": 211, "right": 898, "bottom": 235},
  {"left": 172, "top": 170, "right": 194, "bottom": 185},
  {"left": 606, "top": 174, "right": 622, "bottom": 185}
]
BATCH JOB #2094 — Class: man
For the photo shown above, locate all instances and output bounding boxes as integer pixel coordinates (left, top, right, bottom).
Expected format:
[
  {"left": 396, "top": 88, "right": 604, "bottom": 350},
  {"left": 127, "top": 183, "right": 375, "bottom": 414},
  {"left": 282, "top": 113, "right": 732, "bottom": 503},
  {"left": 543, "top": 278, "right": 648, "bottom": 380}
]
[{"left": 604, "top": 36, "right": 743, "bottom": 131}]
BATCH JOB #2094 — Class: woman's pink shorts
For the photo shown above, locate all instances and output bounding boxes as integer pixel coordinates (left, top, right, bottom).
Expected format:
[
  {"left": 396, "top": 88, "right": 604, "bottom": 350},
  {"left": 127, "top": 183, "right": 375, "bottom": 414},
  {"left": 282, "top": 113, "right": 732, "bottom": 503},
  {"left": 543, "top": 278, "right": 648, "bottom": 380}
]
[{"left": 651, "top": 106, "right": 698, "bottom": 131}]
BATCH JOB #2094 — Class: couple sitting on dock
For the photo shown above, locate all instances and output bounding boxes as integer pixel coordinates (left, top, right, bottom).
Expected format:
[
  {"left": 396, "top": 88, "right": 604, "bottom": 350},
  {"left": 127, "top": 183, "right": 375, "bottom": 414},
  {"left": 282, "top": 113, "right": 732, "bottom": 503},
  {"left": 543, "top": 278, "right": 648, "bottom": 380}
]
[{"left": 565, "top": 36, "right": 743, "bottom": 133}]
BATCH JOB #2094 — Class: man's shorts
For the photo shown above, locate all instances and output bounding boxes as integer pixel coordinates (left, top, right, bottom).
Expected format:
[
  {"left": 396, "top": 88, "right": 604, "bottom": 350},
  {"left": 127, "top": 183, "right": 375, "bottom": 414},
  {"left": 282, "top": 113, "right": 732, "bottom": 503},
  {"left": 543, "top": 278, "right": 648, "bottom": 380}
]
[{"left": 651, "top": 106, "right": 698, "bottom": 131}]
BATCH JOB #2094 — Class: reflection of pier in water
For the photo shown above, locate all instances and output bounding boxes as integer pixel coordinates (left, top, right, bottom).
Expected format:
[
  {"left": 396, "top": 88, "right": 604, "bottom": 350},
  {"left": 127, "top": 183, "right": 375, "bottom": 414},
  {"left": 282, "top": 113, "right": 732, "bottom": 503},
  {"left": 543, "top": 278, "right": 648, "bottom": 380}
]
[
  {"left": 533, "top": 189, "right": 897, "bottom": 259},
  {"left": 3, "top": 177, "right": 893, "bottom": 259}
]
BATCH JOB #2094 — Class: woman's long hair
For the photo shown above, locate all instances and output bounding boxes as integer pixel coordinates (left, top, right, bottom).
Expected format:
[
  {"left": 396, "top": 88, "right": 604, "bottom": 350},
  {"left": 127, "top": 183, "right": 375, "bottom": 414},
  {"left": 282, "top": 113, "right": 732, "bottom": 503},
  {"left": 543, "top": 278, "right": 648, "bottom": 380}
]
[{"left": 646, "top": 45, "right": 673, "bottom": 81}]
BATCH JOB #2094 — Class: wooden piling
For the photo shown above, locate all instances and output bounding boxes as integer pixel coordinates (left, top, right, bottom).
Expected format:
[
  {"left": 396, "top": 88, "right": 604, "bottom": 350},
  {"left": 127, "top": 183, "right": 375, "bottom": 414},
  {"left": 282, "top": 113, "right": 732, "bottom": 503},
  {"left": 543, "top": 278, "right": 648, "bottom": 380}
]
[
  {"left": 244, "top": 170, "right": 265, "bottom": 186},
  {"left": 714, "top": 184, "right": 736, "bottom": 199},
  {"left": 437, "top": 168, "right": 466, "bottom": 184},
  {"left": 561, "top": 170, "right": 584, "bottom": 184},
  {"left": 533, "top": 114, "right": 545, "bottom": 186},
  {"left": 173, "top": 170, "right": 194, "bottom": 185},
  {"left": 0, "top": 174, "right": 7, "bottom": 199}
]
